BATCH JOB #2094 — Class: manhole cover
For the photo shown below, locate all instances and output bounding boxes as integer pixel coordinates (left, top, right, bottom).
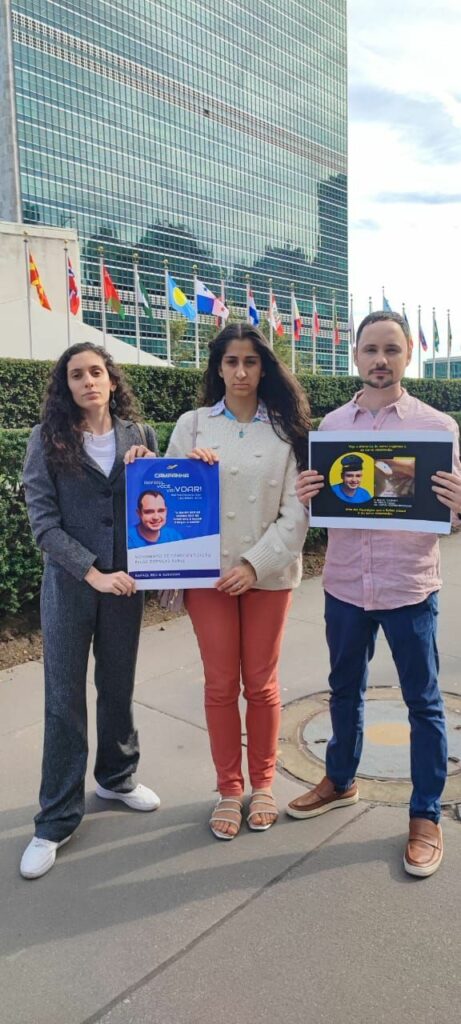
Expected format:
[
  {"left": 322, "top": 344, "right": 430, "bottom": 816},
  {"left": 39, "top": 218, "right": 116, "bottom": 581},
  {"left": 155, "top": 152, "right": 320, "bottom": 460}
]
[{"left": 278, "top": 687, "right": 461, "bottom": 805}]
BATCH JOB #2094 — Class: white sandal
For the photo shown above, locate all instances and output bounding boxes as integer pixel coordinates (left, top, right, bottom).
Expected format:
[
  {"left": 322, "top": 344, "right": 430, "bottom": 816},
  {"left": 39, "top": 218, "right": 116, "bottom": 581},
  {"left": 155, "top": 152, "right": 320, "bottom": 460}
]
[
  {"left": 209, "top": 797, "right": 243, "bottom": 841},
  {"left": 247, "top": 791, "right": 278, "bottom": 832}
]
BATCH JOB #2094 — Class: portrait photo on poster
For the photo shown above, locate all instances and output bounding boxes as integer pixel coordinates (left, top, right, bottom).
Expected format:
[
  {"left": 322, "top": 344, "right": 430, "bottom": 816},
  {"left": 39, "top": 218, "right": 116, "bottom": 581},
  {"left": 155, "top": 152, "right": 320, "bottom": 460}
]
[
  {"left": 309, "top": 431, "right": 453, "bottom": 533},
  {"left": 125, "top": 458, "right": 220, "bottom": 588}
]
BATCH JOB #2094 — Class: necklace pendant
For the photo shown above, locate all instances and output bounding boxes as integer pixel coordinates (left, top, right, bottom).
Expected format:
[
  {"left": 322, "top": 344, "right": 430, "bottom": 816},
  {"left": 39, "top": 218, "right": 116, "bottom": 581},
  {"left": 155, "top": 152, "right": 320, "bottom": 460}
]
[{"left": 239, "top": 428, "right": 245, "bottom": 438}]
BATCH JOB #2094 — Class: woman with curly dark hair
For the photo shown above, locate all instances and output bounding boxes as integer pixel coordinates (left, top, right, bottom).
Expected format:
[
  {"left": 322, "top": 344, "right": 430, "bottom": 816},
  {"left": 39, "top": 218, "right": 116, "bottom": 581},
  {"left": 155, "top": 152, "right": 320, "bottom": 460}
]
[
  {"left": 167, "top": 323, "right": 310, "bottom": 840},
  {"left": 20, "top": 343, "right": 160, "bottom": 879}
]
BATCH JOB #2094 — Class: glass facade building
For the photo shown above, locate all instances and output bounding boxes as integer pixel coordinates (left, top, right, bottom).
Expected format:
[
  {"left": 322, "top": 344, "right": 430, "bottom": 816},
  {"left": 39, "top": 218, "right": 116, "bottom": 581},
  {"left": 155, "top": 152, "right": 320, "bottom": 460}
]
[
  {"left": 424, "top": 358, "right": 461, "bottom": 380},
  {"left": 2, "top": 0, "right": 348, "bottom": 370}
]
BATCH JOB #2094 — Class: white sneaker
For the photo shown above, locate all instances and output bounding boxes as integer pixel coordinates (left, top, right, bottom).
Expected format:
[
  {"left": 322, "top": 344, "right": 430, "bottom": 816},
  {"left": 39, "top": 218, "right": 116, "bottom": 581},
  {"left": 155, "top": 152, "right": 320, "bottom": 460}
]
[
  {"left": 20, "top": 835, "right": 72, "bottom": 880},
  {"left": 95, "top": 782, "right": 160, "bottom": 812}
]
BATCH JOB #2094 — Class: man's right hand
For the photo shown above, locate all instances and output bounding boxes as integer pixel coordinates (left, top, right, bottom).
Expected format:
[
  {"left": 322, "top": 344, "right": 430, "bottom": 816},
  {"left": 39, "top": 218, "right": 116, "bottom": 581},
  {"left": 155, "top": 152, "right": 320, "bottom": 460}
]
[
  {"left": 296, "top": 470, "right": 325, "bottom": 506},
  {"left": 84, "top": 566, "right": 136, "bottom": 596}
]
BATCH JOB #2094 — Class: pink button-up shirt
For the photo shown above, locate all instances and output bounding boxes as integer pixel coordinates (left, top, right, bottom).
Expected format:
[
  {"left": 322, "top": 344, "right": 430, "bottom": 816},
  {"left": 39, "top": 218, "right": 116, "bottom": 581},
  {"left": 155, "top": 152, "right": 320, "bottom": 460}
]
[{"left": 320, "top": 389, "right": 461, "bottom": 611}]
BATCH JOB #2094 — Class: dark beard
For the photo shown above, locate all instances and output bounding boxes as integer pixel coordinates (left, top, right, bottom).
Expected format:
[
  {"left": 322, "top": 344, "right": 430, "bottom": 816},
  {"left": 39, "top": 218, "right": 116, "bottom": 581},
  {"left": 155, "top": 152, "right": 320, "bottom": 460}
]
[{"left": 360, "top": 375, "right": 395, "bottom": 390}]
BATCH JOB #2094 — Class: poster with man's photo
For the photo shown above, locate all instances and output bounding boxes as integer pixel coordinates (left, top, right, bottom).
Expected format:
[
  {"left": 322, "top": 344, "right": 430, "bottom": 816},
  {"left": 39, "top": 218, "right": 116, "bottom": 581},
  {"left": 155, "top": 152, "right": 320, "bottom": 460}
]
[
  {"left": 309, "top": 431, "right": 453, "bottom": 533},
  {"left": 126, "top": 458, "right": 220, "bottom": 588}
]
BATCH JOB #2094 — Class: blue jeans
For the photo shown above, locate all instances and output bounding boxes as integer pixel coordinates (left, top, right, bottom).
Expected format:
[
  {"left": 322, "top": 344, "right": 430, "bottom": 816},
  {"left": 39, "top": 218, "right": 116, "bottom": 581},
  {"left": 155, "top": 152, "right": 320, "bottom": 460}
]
[{"left": 324, "top": 592, "right": 447, "bottom": 823}]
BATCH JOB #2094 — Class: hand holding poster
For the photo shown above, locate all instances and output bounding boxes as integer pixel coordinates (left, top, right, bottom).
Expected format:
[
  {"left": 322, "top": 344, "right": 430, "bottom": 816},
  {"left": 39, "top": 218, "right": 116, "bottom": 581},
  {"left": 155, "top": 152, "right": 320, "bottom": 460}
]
[
  {"left": 126, "top": 458, "right": 220, "bottom": 588},
  {"left": 309, "top": 431, "right": 453, "bottom": 533}
]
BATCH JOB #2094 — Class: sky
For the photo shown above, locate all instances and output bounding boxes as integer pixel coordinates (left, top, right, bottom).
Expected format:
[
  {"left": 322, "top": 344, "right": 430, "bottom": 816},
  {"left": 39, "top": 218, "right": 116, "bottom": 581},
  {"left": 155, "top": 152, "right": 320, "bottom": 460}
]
[{"left": 348, "top": 0, "right": 461, "bottom": 375}]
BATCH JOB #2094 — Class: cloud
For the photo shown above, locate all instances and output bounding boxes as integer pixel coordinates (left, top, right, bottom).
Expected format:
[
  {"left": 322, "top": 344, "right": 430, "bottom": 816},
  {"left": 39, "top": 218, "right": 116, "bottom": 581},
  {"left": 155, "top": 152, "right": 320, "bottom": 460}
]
[
  {"left": 349, "top": 82, "right": 461, "bottom": 163},
  {"left": 375, "top": 192, "right": 461, "bottom": 205},
  {"left": 352, "top": 217, "right": 381, "bottom": 230}
]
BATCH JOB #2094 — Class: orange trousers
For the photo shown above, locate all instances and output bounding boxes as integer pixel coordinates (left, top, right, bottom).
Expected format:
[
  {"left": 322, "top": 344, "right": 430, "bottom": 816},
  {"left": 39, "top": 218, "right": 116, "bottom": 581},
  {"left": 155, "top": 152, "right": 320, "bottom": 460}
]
[{"left": 185, "top": 588, "right": 292, "bottom": 796}]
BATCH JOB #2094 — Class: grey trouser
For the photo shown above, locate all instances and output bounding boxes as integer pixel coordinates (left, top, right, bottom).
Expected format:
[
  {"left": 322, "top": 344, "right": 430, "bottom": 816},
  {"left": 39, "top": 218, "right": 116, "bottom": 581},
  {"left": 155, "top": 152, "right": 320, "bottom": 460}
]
[{"left": 35, "top": 564, "right": 143, "bottom": 841}]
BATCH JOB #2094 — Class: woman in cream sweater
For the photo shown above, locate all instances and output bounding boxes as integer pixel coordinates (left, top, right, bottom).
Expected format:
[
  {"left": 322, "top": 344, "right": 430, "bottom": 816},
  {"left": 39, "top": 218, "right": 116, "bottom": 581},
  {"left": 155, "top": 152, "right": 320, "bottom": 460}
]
[{"left": 167, "top": 322, "right": 310, "bottom": 839}]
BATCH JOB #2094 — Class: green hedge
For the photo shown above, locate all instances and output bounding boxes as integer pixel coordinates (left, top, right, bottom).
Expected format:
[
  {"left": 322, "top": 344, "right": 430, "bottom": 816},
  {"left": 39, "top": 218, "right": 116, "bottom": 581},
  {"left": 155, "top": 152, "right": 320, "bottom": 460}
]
[
  {"left": 0, "top": 359, "right": 202, "bottom": 429},
  {"left": 2, "top": 357, "right": 461, "bottom": 428},
  {"left": 0, "top": 428, "right": 43, "bottom": 615}
]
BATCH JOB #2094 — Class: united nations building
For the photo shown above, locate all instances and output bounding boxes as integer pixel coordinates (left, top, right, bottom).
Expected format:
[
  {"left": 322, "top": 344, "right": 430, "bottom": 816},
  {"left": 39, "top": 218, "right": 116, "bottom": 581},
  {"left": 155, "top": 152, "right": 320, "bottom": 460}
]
[{"left": 0, "top": 0, "right": 348, "bottom": 370}]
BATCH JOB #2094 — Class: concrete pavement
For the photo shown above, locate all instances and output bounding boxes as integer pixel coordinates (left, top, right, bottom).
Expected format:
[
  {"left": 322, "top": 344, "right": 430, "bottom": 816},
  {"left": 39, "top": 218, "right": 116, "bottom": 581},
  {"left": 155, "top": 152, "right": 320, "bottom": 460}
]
[{"left": 1, "top": 533, "right": 461, "bottom": 1024}]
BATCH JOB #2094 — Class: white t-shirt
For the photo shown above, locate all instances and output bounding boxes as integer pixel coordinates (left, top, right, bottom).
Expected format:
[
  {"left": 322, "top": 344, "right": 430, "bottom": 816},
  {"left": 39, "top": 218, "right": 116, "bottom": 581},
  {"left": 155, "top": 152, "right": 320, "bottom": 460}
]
[{"left": 83, "top": 429, "right": 116, "bottom": 477}]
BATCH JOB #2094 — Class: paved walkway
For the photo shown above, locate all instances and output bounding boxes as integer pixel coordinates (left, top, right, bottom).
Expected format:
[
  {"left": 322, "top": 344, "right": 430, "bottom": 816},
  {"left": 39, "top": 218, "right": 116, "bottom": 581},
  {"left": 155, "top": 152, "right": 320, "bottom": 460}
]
[{"left": 1, "top": 534, "right": 461, "bottom": 1024}]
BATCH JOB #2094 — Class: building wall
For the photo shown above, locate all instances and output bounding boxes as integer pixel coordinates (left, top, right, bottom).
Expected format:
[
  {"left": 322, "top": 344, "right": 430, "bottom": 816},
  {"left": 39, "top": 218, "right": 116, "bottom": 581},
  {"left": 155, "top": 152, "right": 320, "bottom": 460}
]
[
  {"left": 0, "top": 1, "right": 21, "bottom": 221},
  {"left": 424, "top": 358, "right": 461, "bottom": 380},
  {"left": 5, "top": 0, "right": 348, "bottom": 371}
]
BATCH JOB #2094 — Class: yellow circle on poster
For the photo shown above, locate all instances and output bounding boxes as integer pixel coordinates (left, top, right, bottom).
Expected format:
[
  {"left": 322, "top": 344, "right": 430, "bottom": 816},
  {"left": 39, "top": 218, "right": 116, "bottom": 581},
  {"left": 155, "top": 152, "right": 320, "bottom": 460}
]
[{"left": 329, "top": 451, "right": 374, "bottom": 499}]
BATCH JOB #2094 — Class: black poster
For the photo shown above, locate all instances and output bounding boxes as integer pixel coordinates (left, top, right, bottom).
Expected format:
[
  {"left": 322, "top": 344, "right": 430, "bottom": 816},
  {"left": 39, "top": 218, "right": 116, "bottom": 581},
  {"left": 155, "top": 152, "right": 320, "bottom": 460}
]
[{"left": 309, "top": 431, "right": 453, "bottom": 533}]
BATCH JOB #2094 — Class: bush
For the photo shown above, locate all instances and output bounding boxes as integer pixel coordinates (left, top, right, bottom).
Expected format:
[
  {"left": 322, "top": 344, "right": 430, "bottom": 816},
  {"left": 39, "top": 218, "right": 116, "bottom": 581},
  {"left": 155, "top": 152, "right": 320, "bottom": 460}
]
[
  {"left": 448, "top": 411, "right": 461, "bottom": 432},
  {"left": 0, "top": 358, "right": 202, "bottom": 429},
  {"left": 299, "top": 373, "right": 461, "bottom": 418},
  {"left": 151, "top": 422, "right": 174, "bottom": 455},
  {"left": 123, "top": 366, "right": 202, "bottom": 423},
  {"left": 2, "top": 357, "right": 461, "bottom": 429},
  {"left": 0, "top": 428, "right": 42, "bottom": 616}
]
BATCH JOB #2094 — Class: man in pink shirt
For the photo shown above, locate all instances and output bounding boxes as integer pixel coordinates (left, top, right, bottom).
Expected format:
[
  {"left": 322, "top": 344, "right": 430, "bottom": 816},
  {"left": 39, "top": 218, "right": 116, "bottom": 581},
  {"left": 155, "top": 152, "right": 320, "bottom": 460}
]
[{"left": 287, "top": 311, "right": 461, "bottom": 877}]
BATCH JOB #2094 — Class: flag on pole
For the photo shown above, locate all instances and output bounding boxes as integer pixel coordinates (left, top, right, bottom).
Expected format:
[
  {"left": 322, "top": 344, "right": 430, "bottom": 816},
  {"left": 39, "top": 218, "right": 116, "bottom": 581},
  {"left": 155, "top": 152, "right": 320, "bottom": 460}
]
[
  {"left": 292, "top": 294, "right": 302, "bottom": 342},
  {"left": 312, "top": 294, "right": 320, "bottom": 338},
  {"left": 348, "top": 307, "right": 355, "bottom": 348},
  {"left": 29, "top": 252, "right": 51, "bottom": 310},
  {"left": 196, "top": 278, "right": 229, "bottom": 320},
  {"left": 103, "top": 266, "right": 125, "bottom": 318},
  {"left": 134, "top": 266, "right": 154, "bottom": 321},
  {"left": 402, "top": 306, "right": 413, "bottom": 343},
  {"left": 248, "top": 290, "right": 260, "bottom": 326},
  {"left": 419, "top": 321, "right": 428, "bottom": 351},
  {"left": 167, "top": 272, "right": 196, "bottom": 321},
  {"left": 383, "top": 294, "right": 392, "bottom": 312},
  {"left": 332, "top": 295, "right": 340, "bottom": 345},
  {"left": 67, "top": 257, "right": 80, "bottom": 315},
  {"left": 433, "top": 311, "right": 440, "bottom": 352},
  {"left": 269, "top": 295, "right": 284, "bottom": 336},
  {"left": 447, "top": 311, "right": 452, "bottom": 380}
]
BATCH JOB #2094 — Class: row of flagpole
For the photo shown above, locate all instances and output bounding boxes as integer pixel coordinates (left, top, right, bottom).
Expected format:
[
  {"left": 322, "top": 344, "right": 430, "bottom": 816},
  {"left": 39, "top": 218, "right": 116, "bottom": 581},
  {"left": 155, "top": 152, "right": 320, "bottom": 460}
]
[
  {"left": 380, "top": 285, "right": 453, "bottom": 380},
  {"left": 96, "top": 250, "right": 337, "bottom": 370},
  {"left": 23, "top": 238, "right": 456, "bottom": 378},
  {"left": 23, "top": 232, "right": 80, "bottom": 359}
]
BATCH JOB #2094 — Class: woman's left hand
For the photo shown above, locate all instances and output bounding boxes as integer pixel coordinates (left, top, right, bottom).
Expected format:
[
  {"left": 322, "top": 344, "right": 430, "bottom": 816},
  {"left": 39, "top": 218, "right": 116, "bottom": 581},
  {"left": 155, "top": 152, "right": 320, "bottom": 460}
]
[
  {"left": 124, "top": 445, "right": 156, "bottom": 464},
  {"left": 216, "top": 562, "right": 257, "bottom": 595},
  {"left": 187, "top": 447, "right": 219, "bottom": 464},
  {"left": 432, "top": 470, "right": 461, "bottom": 512}
]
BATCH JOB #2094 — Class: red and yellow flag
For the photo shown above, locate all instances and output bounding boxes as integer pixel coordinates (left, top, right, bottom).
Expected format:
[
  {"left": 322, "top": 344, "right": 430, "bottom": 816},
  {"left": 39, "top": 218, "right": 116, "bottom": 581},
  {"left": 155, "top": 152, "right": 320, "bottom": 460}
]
[{"left": 29, "top": 253, "right": 51, "bottom": 310}]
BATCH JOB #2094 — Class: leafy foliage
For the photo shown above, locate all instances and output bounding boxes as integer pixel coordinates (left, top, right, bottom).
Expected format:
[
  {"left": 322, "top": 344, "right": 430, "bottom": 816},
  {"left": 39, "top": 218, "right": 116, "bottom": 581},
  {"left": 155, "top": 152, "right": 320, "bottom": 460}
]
[
  {"left": 2, "top": 358, "right": 461, "bottom": 430},
  {"left": 0, "top": 429, "right": 43, "bottom": 615}
]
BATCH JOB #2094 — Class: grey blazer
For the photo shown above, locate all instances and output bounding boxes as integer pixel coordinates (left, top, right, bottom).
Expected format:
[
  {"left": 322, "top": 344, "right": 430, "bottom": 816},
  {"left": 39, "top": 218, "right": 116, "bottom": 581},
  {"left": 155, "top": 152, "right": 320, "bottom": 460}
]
[{"left": 23, "top": 417, "right": 158, "bottom": 581}]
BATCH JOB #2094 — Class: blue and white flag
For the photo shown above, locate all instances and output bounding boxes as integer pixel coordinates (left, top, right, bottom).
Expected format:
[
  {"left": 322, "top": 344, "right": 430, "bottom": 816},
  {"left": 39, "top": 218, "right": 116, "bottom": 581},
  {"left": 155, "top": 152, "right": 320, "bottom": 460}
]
[{"left": 248, "top": 290, "right": 260, "bottom": 326}]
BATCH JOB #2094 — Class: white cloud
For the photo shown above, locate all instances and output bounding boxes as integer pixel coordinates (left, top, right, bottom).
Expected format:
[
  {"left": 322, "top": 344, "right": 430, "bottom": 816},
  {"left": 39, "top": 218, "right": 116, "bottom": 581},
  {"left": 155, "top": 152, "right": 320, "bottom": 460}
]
[{"left": 348, "top": 1, "right": 461, "bottom": 374}]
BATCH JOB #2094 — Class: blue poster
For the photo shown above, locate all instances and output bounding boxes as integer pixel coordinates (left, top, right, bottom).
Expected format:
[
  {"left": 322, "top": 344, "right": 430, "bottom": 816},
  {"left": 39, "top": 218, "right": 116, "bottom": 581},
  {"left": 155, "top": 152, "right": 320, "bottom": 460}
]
[{"left": 126, "top": 458, "right": 220, "bottom": 589}]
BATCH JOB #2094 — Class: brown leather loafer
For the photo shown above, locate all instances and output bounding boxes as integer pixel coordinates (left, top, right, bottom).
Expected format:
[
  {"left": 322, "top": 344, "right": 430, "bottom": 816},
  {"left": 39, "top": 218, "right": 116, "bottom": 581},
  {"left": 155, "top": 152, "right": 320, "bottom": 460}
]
[
  {"left": 286, "top": 776, "right": 359, "bottom": 819},
  {"left": 403, "top": 818, "right": 443, "bottom": 877}
]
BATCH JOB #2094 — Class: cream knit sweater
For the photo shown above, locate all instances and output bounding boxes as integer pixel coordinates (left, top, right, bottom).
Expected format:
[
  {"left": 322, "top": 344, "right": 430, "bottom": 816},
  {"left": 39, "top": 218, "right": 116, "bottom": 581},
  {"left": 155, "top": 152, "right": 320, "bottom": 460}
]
[{"left": 166, "top": 408, "right": 308, "bottom": 591}]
